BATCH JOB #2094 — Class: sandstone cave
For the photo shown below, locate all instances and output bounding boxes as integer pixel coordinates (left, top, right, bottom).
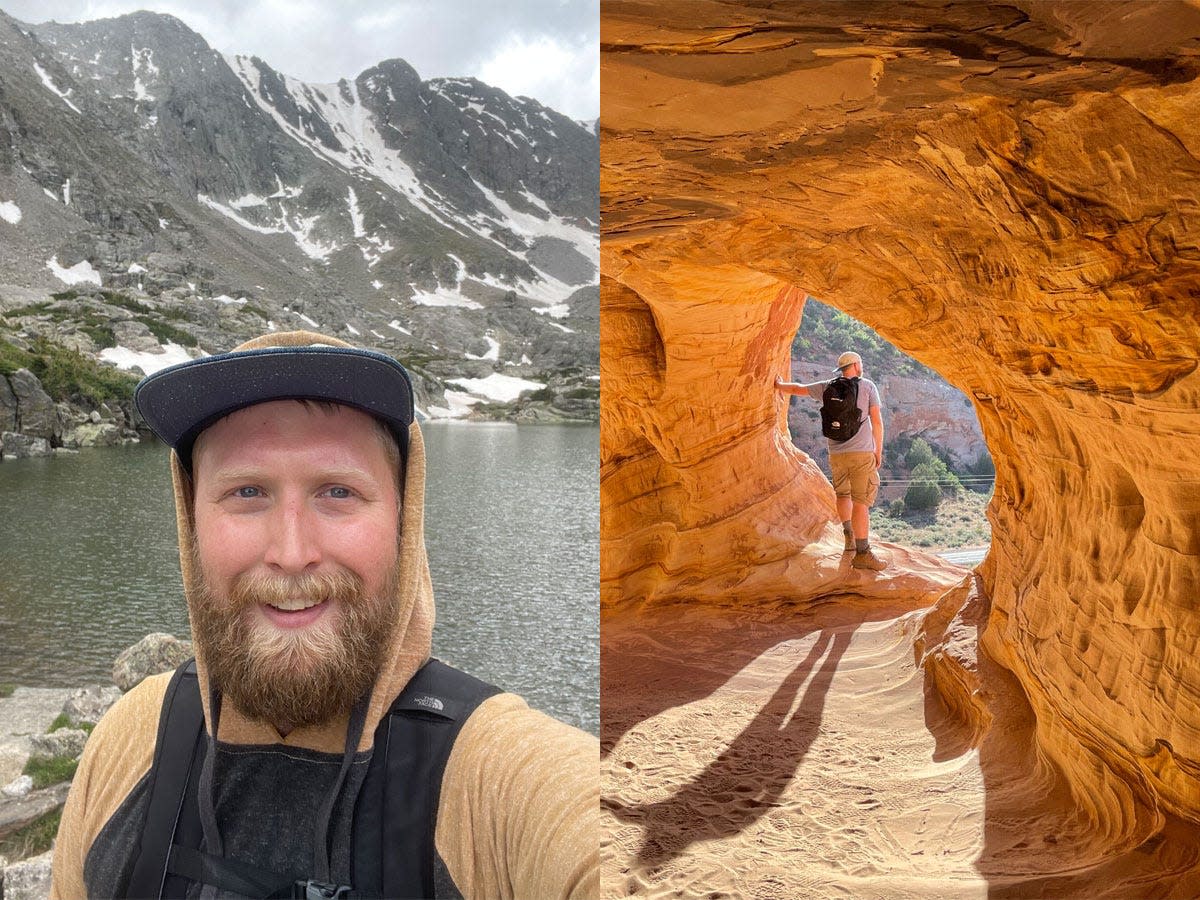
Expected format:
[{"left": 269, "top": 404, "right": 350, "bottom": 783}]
[{"left": 600, "top": 3, "right": 1200, "bottom": 897}]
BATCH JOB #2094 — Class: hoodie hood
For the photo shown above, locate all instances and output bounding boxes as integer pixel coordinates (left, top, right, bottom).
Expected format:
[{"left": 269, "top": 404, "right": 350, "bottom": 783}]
[{"left": 168, "top": 331, "right": 434, "bottom": 753}]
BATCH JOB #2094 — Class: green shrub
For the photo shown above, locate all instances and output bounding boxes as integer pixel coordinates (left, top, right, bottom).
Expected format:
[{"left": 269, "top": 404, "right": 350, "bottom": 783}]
[
  {"left": 905, "top": 468, "right": 943, "bottom": 511},
  {"left": 27, "top": 338, "right": 139, "bottom": 405},
  {"left": 99, "top": 290, "right": 149, "bottom": 313},
  {"left": 48, "top": 713, "right": 93, "bottom": 735},
  {"left": 888, "top": 498, "right": 906, "bottom": 518},
  {"left": 527, "top": 386, "right": 556, "bottom": 402},
  {"left": 51, "top": 289, "right": 79, "bottom": 301},
  {"left": 140, "top": 318, "right": 197, "bottom": 347},
  {"left": 0, "top": 340, "right": 34, "bottom": 377},
  {"left": 0, "top": 807, "right": 61, "bottom": 862},
  {"left": 79, "top": 323, "right": 118, "bottom": 349},
  {"left": 0, "top": 682, "right": 16, "bottom": 698},
  {"left": 5, "top": 301, "right": 54, "bottom": 318},
  {"left": 906, "top": 438, "right": 934, "bottom": 470},
  {"left": 23, "top": 754, "right": 79, "bottom": 789}
]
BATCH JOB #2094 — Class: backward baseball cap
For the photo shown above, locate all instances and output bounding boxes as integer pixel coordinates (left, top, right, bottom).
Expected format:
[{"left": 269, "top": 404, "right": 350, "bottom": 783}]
[
  {"left": 834, "top": 351, "right": 862, "bottom": 373},
  {"left": 133, "top": 330, "right": 414, "bottom": 472}
]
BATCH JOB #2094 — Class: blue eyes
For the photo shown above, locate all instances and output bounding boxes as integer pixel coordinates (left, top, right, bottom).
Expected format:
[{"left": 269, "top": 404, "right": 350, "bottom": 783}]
[{"left": 230, "top": 486, "right": 354, "bottom": 500}]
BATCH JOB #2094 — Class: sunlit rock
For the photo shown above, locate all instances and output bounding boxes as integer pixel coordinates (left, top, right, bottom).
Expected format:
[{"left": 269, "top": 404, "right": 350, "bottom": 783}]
[{"left": 601, "top": 0, "right": 1200, "bottom": 883}]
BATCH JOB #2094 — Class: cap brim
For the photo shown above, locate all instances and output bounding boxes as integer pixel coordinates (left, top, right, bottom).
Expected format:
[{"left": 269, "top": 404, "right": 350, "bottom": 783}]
[{"left": 134, "top": 345, "right": 414, "bottom": 470}]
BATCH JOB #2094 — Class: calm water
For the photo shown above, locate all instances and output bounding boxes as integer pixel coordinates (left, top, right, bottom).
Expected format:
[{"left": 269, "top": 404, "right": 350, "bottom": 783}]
[{"left": 0, "top": 424, "right": 598, "bottom": 735}]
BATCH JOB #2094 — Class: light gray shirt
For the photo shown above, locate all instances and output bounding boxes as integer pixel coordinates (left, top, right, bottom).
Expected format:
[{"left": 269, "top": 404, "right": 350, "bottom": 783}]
[{"left": 804, "top": 377, "right": 881, "bottom": 455}]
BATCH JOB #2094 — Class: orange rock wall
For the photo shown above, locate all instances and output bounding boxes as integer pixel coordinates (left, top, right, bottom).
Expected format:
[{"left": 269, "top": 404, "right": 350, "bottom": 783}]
[{"left": 602, "top": 0, "right": 1200, "bottom": 837}]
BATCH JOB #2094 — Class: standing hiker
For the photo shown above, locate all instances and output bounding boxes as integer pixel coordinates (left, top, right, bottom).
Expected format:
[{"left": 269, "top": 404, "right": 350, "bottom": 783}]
[{"left": 775, "top": 351, "right": 887, "bottom": 571}]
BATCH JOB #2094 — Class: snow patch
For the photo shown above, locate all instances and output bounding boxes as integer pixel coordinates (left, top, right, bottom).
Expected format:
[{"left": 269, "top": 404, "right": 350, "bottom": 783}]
[
  {"left": 295, "top": 312, "right": 320, "bottom": 328},
  {"left": 345, "top": 323, "right": 360, "bottom": 336},
  {"left": 533, "top": 303, "right": 571, "bottom": 319},
  {"left": 132, "top": 46, "right": 158, "bottom": 101},
  {"left": 447, "top": 373, "right": 545, "bottom": 403},
  {"left": 198, "top": 193, "right": 337, "bottom": 261},
  {"left": 347, "top": 187, "right": 365, "bottom": 237},
  {"left": 409, "top": 284, "right": 482, "bottom": 309},
  {"left": 101, "top": 342, "right": 194, "bottom": 375},
  {"left": 229, "top": 193, "right": 267, "bottom": 208},
  {"left": 127, "top": 263, "right": 147, "bottom": 274},
  {"left": 0, "top": 202, "right": 21, "bottom": 225},
  {"left": 427, "top": 390, "right": 483, "bottom": 419},
  {"left": 387, "top": 320, "right": 411, "bottom": 335},
  {"left": 33, "top": 61, "right": 81, "bottom": 113},
  {"left": 46, "top": 256, "right": 101, "bottom": 286}
]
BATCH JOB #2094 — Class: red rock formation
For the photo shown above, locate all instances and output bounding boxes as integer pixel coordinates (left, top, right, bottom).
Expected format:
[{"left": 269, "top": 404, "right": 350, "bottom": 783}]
[{"left": 602, "top": 0, "right": 1200, "bottom": 880}]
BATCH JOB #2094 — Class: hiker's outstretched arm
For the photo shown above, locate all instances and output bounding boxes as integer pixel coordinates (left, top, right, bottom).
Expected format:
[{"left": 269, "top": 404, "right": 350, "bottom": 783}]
[{"left": 775, "top": 377, "right": 821, "bottom": 397}]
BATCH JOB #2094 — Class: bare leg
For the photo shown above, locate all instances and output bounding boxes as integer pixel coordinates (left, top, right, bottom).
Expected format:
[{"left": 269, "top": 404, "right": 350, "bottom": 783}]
[
  {"left": 837, "top": 495, "right": 853, "bottom": 526},
  {"left": 852, "top": 501, "right": 870, "bottom": 541}
]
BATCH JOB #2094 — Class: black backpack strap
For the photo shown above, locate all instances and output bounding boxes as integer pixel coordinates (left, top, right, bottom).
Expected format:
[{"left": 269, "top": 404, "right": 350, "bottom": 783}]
[
  {"left": 125, "top": 659, "right": 205, "bottom": 899},
  {"left": 352, "top": 659, "right": 502, "bottom": 900}
]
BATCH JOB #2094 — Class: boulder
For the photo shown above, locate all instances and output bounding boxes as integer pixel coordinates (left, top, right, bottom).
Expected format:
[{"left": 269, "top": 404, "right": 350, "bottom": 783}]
[
  {"left": 61, "top": 685, "right": 122, "bottom": 727},
  {"left": 112, "top": 633, "right": 193, "bottom": 691},
  {"left": 1, "top": 775, "right": 32, "bottom": 799},
  {"left": 0, "top": 375, "right": 17, "bottom": 433},
  {"left": 0, "top": 433, "right": 52, "bottom": 459},
  {"left": 110, "top": 319, "right": 161, "bottom": 353},
  {"left": 28, "top": 729, "right": 88, "bottom": 762},
  {"left": 8, "top": 369, "right": 58, "bottom": 440},
  {"left": 69, "top": 422, "right": 122, "bottom": 448},
  {"left": 3, "top": 848, "right": 54, "bottom": 900}
]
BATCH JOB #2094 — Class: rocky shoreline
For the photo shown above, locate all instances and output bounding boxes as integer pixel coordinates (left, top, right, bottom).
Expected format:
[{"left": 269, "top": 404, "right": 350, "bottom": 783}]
[
  {"left": 0, "top": 364, "right": 142, "bottom": 461},
  {"left": 0, "top": 634, "right": 193, "bottom": 900}
]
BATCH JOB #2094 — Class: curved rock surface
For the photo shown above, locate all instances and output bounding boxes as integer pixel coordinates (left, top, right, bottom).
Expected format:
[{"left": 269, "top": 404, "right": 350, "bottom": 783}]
[{"left": 601, "top": 0, "right": 1200, "bottom": 880}]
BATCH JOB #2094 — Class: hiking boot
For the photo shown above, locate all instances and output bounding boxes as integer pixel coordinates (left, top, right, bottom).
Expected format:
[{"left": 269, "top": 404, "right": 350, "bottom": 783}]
[
  {"left": 844, "top": 533, "right": 856, "bottom": 553},
  {"left": 851, "top": 548, "right": 887, "bottom": 571}
]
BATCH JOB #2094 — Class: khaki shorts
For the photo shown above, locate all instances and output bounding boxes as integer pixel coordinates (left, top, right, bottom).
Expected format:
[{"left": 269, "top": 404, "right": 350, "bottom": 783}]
[{"left": 830, "top": 451, "right": 879, "bottom": 506}]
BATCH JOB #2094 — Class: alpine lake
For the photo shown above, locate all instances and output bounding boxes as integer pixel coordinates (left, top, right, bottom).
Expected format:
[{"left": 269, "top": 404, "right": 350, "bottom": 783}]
[{"left": 0, "top": 423, "right": 599, "bottom": 736}]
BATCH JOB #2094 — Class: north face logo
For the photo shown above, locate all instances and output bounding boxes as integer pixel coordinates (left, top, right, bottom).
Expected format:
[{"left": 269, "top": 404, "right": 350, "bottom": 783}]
[{"left": 413, "top": 695, "right": 445, "bottom": 711}]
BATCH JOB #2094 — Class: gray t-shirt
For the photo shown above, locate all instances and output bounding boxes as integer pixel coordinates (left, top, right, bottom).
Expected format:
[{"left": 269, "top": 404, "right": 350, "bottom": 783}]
[{"left": 806, "top": 377, "right": 881, "bottom": 455}]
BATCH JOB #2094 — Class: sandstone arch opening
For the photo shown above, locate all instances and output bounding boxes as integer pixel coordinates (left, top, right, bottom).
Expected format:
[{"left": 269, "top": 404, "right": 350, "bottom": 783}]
[
  {"left": 601, "top": 3, "right": 1200, "bottom": 896},
  {"left": 784, "top": 295, "right": 994, "bottom": 553}
]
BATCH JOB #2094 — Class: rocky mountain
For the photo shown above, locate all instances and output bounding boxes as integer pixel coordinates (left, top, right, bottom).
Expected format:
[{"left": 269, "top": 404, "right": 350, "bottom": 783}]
[{"left": 0, "top": 8, "right": 598, "bottom": 445}]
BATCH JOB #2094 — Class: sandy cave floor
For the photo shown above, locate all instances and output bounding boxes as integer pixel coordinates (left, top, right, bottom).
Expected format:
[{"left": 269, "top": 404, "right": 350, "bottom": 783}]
[{"left": 601, "top": 596, "right": 1200, "bottom": 899}]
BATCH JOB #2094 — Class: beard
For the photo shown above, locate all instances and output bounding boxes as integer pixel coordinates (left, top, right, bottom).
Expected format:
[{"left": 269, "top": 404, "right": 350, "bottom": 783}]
[{"left": 188, "top": 540, "right": 399, "bottom": 731}]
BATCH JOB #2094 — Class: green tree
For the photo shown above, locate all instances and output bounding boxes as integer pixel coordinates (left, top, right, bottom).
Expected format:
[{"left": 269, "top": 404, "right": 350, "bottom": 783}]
[
  {"left": 905, "top": 465, "right": 942, "bottom": 510},
  {"left": 906, "top": 437, "right": 934, "bottom": 470}
]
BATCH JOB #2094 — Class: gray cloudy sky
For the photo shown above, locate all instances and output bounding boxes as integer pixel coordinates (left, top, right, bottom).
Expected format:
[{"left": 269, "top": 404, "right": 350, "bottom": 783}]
[{"left": 0, "top": 0, "right": 598, "bottom": 120}]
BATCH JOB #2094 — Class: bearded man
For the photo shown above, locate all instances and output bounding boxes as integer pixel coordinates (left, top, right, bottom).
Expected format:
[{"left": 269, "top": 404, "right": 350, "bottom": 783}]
[{"left": 50, "top": 332, "right": 597, "bottom": 900}]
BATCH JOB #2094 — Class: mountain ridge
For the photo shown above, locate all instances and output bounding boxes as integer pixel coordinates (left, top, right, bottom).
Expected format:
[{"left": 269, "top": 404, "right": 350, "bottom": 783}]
[{"left": 0, "top": 8, "right": 597, "bottom": 435}]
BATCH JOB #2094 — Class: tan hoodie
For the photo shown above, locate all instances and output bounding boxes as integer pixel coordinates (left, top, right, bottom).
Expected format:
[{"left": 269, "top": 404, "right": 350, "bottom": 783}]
[{"left": 50, "top": 331, "right": 598, "bottom": 899}]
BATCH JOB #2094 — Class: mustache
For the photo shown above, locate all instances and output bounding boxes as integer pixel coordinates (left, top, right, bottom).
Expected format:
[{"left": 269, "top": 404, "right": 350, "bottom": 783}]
[{"left": 228, "top": 569, "right": 364, "bottom": 608}]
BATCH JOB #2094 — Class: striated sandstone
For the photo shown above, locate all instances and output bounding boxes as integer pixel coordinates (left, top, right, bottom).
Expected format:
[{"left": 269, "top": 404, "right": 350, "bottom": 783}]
[{"left": 601, "top": 0, "right": 1200, "bottom": 886}]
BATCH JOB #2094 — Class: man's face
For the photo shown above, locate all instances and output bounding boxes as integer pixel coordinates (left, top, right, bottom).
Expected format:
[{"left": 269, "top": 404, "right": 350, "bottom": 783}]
[{"left": 189, "top": 400, "right": 402, "bottom": 731}]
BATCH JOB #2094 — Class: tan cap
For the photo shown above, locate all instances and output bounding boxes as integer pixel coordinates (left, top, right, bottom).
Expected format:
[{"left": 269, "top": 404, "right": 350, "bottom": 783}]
[{"left": 834, "top": 351, "right": 862, "bottom": 373}]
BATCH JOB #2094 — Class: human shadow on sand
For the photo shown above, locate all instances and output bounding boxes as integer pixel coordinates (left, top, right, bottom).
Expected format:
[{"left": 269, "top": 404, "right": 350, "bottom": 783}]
[
  {"left": 602, "top": 593, "right": 920, "bottom": 760},
  {"left": 603, "top": 626, "right": 853, "bottom": 876}
]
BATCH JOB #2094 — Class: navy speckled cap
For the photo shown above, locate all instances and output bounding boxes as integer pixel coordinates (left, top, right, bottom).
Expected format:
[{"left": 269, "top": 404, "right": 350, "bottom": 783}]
[{"left": 134, "top": 334, "right": 413, "bottom": 472}]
